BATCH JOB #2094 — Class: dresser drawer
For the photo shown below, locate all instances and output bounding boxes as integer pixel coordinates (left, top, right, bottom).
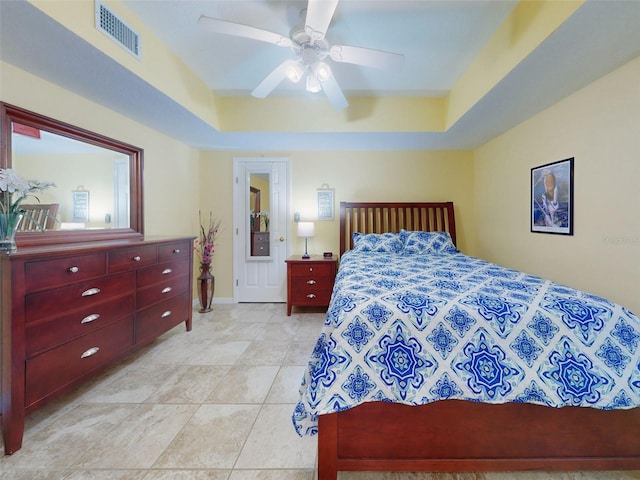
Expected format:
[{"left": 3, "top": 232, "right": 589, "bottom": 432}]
[
  {"left": 158, "top": 241, "right": 191, "bottom": 263},
  {"left": 108, "top": 245, "right": 157, "bottom": 272},
  {"left": 136, "top": 274, "right": 190, "bottom": 310},
  {"left": 289, "top": 262, "right": 334, "bottom": 277},
  {"left": 136, "top": 260, "right": 190, "bottom": 287},
  {"left": 135, "top": 291, "right": 191, "bottom": 344},
  {"left": 24, "top": 253, "right": 107, "bottom": 292},
  {"left": 25, "top": 294, "right": 134, "bottom": 358},
  {"left": 25, "top": 316, "right": 134, "bottom": 408},
  {"left": 25, "top": 272, "right": 134, "bottom": 324}
]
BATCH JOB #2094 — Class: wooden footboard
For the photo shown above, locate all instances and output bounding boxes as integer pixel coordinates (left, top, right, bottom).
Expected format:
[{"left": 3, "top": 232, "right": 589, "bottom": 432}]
[{"left": 318, "top": 400, "right": 640, "bottom": 480}]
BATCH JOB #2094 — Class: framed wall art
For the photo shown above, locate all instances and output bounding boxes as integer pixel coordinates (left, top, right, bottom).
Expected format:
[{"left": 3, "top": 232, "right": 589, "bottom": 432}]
[
  {"left": 317, "top": 185, "right": 334, "bottom": 221},
  {"left": 531, "top": 157, "right": 574, "bottom": 235}
]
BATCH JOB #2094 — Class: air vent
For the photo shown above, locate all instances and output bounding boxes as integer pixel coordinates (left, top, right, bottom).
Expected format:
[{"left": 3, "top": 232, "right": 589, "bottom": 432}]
[{"left": 95, "top": 1, "right": 141, "bottom": 59}]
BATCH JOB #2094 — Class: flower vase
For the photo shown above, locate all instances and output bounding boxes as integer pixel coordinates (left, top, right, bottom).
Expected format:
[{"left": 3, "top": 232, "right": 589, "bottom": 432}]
[
  {"left": 0, "top": 213, "right": 23, "bottom": 254},
  {"left": 197, "top": 262, "right": 215, "bottom": 313}
]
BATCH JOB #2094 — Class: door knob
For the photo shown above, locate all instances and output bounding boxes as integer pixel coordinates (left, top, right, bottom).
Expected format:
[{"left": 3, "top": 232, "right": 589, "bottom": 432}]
[{"left": 279, "top": 236, "right": 285, "bottom": 242}]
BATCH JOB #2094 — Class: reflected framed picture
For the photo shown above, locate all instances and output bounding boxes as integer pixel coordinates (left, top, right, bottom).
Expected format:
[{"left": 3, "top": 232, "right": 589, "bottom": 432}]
[
  {"left": 531, "top": 157, "right": 574, "bottom": 235},
  {"left": 72, "top": 189, "right": 90, "bottom": 223}
]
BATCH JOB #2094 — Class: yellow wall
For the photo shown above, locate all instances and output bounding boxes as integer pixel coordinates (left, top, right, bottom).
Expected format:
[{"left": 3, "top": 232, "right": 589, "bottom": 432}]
[
  {"left": 200, "top": 150, "right": 475, "bottom": 299},
  {"left": 473, "top": 56, "right": 640, "bottom": 314},
  {"left": 1, "top": 61, "right": 201, "bottom": 249},
  {"left": 4, "top": 53, "right": 638, "bottom": 314}
]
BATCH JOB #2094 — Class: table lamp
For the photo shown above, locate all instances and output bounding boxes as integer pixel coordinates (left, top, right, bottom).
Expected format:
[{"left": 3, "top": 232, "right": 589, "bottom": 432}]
[{"left": 297, "top": 221, "right": 315, "bottom": 259}]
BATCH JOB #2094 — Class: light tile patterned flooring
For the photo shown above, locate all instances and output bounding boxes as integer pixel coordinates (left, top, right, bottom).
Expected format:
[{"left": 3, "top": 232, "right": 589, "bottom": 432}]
[{"left": 1, "top": 303, "right": 639, "bottom": 480}]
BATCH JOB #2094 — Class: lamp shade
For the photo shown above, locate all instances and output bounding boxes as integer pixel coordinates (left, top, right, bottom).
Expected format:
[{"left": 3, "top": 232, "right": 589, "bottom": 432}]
[{"left": 297, "top": 221, "right": 315, "bottom": 238}]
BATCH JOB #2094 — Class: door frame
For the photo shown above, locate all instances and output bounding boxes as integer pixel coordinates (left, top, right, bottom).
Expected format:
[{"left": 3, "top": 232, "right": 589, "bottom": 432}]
[{"left": 232, "top": 157, "right": 291, "bottom": 303}]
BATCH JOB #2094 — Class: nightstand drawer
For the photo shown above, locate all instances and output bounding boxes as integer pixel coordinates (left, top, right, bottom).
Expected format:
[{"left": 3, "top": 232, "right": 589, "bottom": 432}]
[
  {"left": 289, "top": 262, "right": 334, "bottom": 277},
  {"left": 289, "top": 285, "right": 333, "bottom": 305}
]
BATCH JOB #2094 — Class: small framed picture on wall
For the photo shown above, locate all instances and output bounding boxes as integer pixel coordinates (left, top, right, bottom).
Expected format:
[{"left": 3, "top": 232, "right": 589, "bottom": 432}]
[
  {"left": 317, "top": 186, "right": 334, "bottom": 221},
  {"left": 531, "top": 157, "right": 574, "bottom": 235}
]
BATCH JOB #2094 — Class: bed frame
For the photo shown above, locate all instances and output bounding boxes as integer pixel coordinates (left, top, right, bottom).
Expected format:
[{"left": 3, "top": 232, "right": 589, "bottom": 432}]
[{"left": 317, "top": 201, "right": 640, "bottom": 480}]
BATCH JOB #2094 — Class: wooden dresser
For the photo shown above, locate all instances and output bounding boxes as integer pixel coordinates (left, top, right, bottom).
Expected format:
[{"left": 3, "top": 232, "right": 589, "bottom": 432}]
[
  {"left": 0, "top": 236, "right": 194, "bottom": 454},
  {"left": 285, "top": 255, "right": 337, "bottom": 316}
]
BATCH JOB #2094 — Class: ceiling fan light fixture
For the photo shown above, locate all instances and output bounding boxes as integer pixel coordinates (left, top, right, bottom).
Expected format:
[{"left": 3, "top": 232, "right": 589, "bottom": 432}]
[
  {"left": 313, "top": 61, "right": 332, "bottom": 82},
  {"left": 306, "top": 75, "right": 321, "bottom": 93},
  {"left": 285, "top": 62, "right": 305, "bottom": 83}
]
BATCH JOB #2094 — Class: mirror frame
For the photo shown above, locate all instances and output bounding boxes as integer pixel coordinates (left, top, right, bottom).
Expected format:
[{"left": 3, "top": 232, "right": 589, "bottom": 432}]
[{"left": 1, "top": 102, "right": 143, "bottom": 247}]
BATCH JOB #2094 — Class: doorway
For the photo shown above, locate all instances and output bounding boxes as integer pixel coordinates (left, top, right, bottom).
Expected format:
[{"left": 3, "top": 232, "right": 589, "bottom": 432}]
[{"left": 233, "top": 158, "right": 290, "bottom": 302}]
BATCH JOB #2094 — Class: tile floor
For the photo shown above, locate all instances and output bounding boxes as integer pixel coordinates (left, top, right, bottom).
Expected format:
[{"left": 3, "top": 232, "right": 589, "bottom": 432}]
[{"left": 1, "top": 303, "right": 639, "bottom": 480}]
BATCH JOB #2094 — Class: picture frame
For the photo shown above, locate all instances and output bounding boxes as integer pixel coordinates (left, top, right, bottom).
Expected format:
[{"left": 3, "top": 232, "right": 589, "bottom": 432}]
[
  {"left": 531, "top": 157, "right": 574, "bottom": 235},
  {"left": 72, "top": 189, "right": 90, "bottom": 223},
  {"left": 317, "top": 186, "right": 334, "bottom": 221}
]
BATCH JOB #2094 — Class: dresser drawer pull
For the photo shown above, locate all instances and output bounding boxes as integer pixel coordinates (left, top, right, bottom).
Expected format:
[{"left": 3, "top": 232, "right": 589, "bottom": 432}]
[
  {"left": 133, "top": 256, "right": 141, "bottom": 262},
  {"left": 307, "top": 293, "right": 316, "bottom": 299},
  {"left": 81, "top": 287, "right": 101, "bottom": 297},
  {"left": 173, "top": 248, "right": 181, "bottom": 254},
  {"left": 162, "top": 268, "right": 173, "bottom": 275},
  {"left": 81, "top": 313, "right": 100, "bottom": 324},
  {"left": 162, "top": 286, "right": 172, "bottom": 294},
  {"left": 307, "top": 279, "right": 316, "bottom": 285},
  {"left": 68, "top": 266, "right": 79, "bottom": 273},
  {"left": 80, "top": 347, "right": 100, "bottom": 359},
  {"left": 161, "top": 310, "right": 172, "bottom": 318}
]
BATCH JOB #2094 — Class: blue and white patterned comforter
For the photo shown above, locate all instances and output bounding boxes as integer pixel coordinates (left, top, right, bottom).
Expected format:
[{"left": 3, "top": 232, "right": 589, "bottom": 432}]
[{"left": 293, "top": 250, "right": 640, "bottom": 436}]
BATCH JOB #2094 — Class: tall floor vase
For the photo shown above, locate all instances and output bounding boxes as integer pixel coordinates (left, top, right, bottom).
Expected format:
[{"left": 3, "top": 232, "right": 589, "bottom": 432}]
[{"left": 197, "top": 262, "right": 215, "bottom": 313}]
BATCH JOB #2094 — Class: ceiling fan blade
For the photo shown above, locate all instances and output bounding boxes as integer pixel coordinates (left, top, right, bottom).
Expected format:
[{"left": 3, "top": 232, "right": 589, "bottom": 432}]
[
  {"left": 320, "top": 74, "right": 348, "bottom": 110},
  {"left": 330, "top": 45, "right": 404, "bottom": 70},
  {"left": 198, "top": 15, "right": 291, "bottom": 47},
  {"left": 305, "top": 0, "right": 339, "bottom": 42},
  {"left": 251, "top": 60, "right": 296, "bottom": 98}
]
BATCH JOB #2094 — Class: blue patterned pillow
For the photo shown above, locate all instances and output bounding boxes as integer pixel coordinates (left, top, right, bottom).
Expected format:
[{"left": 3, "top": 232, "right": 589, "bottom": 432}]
[
  {"left": 400, "top": 230, "right": 458, "bottom": 255},
  {"left": 351, "top": 232, "right": 403, "bottom": 253}
]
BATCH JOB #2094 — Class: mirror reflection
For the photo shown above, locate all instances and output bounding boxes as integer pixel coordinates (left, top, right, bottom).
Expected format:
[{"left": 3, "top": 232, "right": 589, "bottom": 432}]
[
  {"left": 249, "top": 173, "right": 270, "bottom": 257},
  {"left": 11, "top": 125, "right": 130, "bottom": 231}
]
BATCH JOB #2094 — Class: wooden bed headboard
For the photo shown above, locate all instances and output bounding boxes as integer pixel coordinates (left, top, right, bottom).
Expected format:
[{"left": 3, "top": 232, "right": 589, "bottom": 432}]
[{"left": 339, "top": 201, "right": 456, "bottom": 255}]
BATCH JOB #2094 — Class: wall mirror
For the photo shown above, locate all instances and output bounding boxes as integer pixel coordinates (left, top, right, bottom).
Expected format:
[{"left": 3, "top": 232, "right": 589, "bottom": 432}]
[
  {"left": 248, "top": 172, "right": 270, "bottom": 257},
  {"left": 1, "top": 102, "right": 143, "bottom": 247}
]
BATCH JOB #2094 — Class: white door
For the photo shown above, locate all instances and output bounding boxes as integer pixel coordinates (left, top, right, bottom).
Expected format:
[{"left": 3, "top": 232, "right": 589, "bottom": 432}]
[
  {"left": 234, "top": 158, "right": 290, "bottom": 302},
  {"left": 113, "top": 157, "right": 130, "bottom": 228}
]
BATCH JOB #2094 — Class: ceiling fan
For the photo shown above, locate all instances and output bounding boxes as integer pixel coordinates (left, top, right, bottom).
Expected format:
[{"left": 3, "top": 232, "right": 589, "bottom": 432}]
[{"left": 198, "top": 0, "right": 404, "bottom": 110}]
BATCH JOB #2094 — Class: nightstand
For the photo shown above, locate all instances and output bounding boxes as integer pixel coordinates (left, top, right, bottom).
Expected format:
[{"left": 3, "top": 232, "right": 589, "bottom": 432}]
[{"left": 285, "top": 255, "right": 337, "bottom": 316}]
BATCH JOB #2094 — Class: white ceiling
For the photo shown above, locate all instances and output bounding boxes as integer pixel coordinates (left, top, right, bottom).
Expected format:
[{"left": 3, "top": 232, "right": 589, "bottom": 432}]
[
  {"left": 122, "top": 0, "right": 518, "bottom": 98},
  {"left": 1, "top": 0, "right": 640, "bottom": 151}
]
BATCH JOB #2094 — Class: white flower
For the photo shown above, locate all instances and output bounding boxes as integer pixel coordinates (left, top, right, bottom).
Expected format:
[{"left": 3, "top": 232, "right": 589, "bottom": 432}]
[{"left": 0, "top": 168, "right": 56, "bottom": 216}]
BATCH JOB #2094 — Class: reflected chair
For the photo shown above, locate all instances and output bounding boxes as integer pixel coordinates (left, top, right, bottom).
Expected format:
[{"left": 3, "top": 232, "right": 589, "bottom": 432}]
[{"left": 18, "top": 203, "right": 59, "bottom": 231}]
